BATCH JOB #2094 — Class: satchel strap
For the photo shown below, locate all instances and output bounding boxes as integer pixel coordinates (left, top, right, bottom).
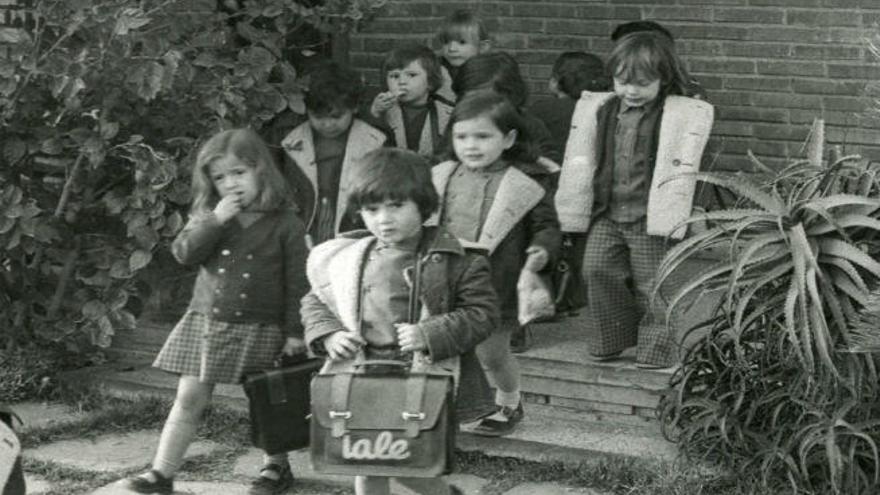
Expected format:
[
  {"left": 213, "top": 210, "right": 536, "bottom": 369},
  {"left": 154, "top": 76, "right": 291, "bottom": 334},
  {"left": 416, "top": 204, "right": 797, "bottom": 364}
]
[
  {"left": 329, "top": 373, "right": 354, "bottom": 438},
  {"left": 402, "top": 373, "right": 428, "bottom": 438}
]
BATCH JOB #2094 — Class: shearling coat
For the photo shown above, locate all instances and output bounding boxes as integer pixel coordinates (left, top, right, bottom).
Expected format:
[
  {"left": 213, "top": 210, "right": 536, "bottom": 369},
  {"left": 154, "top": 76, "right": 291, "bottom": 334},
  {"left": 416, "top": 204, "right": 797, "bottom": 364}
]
[
  {"left": 301, "top": 227, "right": 498, "bottom": 422},
  {"left": 428, "top": 160, "right": 561, "bottom": 321},
  {"left": 555, "top": 91, "right": 714, "bottom": 239},
  {"left": 280, "top": 119, "right": 387, "bottom": 238},
  {"left": 383, "top": 98, "right": 453, "bottom": 158}
]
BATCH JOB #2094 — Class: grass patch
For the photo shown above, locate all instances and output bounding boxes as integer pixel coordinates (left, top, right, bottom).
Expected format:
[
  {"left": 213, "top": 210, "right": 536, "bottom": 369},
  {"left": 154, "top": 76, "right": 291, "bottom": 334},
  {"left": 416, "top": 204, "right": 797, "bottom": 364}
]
[{"left": 454, "top": 450, "right": 774, "bottom": 495}]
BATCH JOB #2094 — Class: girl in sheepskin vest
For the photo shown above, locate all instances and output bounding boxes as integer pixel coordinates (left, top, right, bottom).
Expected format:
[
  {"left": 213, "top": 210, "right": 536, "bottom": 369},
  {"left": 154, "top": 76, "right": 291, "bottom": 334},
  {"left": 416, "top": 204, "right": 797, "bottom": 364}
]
[{"left": 555, "top": 31, "right": 714, "bottom": 368}]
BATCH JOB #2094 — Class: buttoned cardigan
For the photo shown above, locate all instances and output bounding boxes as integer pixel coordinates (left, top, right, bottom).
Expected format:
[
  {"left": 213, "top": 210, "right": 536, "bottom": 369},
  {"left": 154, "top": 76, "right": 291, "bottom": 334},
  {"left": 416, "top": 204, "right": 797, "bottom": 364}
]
[{"left": 172, "top": 208, "right": 309, "bottom": 338}]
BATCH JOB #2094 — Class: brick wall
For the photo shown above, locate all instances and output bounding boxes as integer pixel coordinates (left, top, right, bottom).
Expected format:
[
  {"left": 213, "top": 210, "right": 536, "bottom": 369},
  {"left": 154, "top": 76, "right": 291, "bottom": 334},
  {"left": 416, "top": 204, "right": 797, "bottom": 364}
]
[{"left": 349, "top": 0, "right": 880, "bottom": 170}]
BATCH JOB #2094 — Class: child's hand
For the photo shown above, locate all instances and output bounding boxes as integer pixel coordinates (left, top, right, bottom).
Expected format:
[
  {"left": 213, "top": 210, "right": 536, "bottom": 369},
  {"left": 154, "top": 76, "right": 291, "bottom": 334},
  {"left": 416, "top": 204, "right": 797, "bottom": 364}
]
[
  {"left": 213, "top": 195, "right": 242, "bottom": 224},
  {"left": 281, "top": 337, "right": 307, "bottom": 356},
  {"left": 396, "top": 323, "right": 427, "bottom": 353},
  {"left": 524, "top": 246, "right": 550, "bottom": 272},
  {"left": 323, "top": 331, "right": 366, "bottom": 361},
  {"left": 370, "top": 91, "right": 398, "bottom": 118}
]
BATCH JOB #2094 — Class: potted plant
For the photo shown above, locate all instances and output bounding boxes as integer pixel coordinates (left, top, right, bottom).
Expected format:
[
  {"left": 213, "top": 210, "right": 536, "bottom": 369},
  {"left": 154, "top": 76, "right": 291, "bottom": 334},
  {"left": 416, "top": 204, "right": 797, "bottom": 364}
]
[{"left": 655, "top": 121, "right": 880, "bottom": 494}]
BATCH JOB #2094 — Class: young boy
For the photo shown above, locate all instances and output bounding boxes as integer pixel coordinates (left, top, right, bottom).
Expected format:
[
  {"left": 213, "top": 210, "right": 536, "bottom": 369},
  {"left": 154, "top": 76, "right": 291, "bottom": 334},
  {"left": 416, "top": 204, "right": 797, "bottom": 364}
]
[
  {"left": 434, "top": 9, "right": 491, "bottom": 103},
  {"left": 280, "top": 61, "right": 388, "bottom": 248},
  {"left": 302, "top": 148, "right": 498, "bottom": 495},
  {"left": 368, "top": 44, "right": 452, "bottom": 158}
]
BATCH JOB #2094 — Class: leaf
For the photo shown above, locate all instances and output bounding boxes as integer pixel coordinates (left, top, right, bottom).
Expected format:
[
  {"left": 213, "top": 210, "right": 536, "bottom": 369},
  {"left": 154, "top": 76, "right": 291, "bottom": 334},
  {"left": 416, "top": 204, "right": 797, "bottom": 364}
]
[
  {"left": 3, "top": 138, "right": 26, "bottom": 164},
  {"left": 164, "top": 211, "right": 183, "bottom": 235},
  {"left": 819, "top": 238, "right": 880, "bottom": 280},
  {"left": 82, "top": 299, "right": 108, "bottom": 319},
  {"left": 128, "top": 62, "right": 165, "bottom": 101},
  {"left": 807, "top": 213, "right": 880, "bottom": 236},
  {"left": 40, "top": 138, "right": 63, "bottom": 155},
  {"left": 663, "top": 172, "right": 785, "bottom": 213},
  {"left": 109, "top": 260, "right": 132, "bottom": 279},
  {"left": 129, "top": 249, "right": 152, "bottom": 271},
  {"left": 113, "top": 309, "right": 137, "bottom": 330},
  {"left": 100, "top": 121, "right": 119, "bottom": 140},
  {"left": 114, "top": 8, "right": 152, "bottom": 36}
]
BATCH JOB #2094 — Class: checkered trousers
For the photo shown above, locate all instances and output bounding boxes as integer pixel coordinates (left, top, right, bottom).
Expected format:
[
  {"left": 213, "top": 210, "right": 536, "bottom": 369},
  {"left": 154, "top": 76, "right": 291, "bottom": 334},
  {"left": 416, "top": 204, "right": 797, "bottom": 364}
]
[
  {"left": 581, "top": 217, "right": 676, "bottom": 366},
  {"left": 153, "top": 311, "right": 284, "bottom": 384}
]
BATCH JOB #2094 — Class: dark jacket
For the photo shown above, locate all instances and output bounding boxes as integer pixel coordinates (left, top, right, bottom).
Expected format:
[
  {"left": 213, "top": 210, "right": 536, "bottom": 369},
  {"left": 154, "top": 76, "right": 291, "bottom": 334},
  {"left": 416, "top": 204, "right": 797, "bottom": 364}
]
[
  {"left": 301, "top": 226, "right": 498, "bottom": 421},
  {"left": 172, "top": 208, "right": 309, "bottom": 338},
  {"left": 530, "top": 96, "right": 577, "bottom": 165},
  {"left": 278, "top": 119, "right": 388, "bottom": 240},
  {"left": 431, "top": 160, "right": 562, "bottom": 321}
]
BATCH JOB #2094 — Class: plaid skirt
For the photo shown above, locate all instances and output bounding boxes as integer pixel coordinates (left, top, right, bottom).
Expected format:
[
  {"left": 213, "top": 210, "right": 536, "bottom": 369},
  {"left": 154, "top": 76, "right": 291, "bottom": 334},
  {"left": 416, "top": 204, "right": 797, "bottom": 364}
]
[{"left": 153, "top": 311, "right": 284, "bottom": 384}]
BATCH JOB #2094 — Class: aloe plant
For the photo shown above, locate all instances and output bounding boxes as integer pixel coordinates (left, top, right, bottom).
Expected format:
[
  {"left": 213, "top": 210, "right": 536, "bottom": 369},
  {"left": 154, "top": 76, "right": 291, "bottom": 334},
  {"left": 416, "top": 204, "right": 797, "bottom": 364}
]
[{"left": 656, "top": 122, "right": 880, "bottom": 494}]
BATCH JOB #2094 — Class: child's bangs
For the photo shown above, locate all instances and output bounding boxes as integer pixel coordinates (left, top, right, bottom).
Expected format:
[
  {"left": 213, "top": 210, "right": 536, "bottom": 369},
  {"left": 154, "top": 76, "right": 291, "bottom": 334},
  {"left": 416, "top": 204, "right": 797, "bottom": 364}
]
[
  {"left": 612, "top": 47, "right": 661, "bottom": 83},
  {"left": 438, "top": 23, "right": 480, "bottom": 45}
]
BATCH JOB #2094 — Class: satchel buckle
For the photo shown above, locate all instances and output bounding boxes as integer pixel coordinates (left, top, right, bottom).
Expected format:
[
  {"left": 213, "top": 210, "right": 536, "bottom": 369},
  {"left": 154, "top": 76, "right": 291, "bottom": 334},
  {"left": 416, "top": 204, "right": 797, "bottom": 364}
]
[
  {"left": 329, "top": 410, "right": 352, "bottom": 419},
  {"left": 401, "top": 411, "right": 425, "bottom": 421}
]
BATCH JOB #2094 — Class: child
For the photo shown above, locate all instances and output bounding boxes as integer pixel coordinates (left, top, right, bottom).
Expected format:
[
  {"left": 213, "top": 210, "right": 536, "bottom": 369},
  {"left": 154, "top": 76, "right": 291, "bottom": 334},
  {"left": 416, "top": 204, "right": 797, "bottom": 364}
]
[
  {"left": 611, "top": 20, "right": 707, "bottom": 100},
  {"left": 302, "top": 147, "right": 498, "bottom": 495},
  {"left": 531, "top": 51, "right": 610, "bottom": 161},
  {"left": 434, "top": 9, "right": 491, "bottom": 103},
  {"left": 280, "top": 61, "right": 388, "bottom": 248},
  {"left": 125, "top": 129, "right": 311, "bottom": 495},
  {"left": 452, "top": 52, "right": 560, "bottom": 166},
  {"left": 430, "top": 90, "right": 561, "bottom": 436},
  {"left": 369, "top": 44, "right": 453, "bottom": 158},
  {"left": 555, "top": 31, "right": 715, "bottom": 368}
]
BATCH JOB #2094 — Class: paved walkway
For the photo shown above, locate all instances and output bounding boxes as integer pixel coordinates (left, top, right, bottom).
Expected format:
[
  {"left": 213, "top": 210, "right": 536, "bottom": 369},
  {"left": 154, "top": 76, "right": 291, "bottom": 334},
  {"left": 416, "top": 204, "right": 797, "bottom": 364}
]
[{"left": 13, "top": 401, "right": 607, "bottom": 495}]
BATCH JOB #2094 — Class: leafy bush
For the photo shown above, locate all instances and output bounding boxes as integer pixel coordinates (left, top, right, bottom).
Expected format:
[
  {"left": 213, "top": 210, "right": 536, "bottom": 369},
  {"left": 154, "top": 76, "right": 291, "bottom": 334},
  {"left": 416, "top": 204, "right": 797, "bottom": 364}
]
[
  {"left": 0, "top": 0, "right": 386, "bottom": 354},
  {"left": 656, "top": 128, "right": 880, "bottom": 494}
]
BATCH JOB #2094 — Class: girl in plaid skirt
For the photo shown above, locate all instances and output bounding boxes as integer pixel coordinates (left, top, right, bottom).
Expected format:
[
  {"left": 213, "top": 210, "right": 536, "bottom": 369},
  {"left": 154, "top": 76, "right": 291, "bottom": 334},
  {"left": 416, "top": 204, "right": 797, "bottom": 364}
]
[{"left": 126, "top": 129, "right": 310, "bottom": 495}]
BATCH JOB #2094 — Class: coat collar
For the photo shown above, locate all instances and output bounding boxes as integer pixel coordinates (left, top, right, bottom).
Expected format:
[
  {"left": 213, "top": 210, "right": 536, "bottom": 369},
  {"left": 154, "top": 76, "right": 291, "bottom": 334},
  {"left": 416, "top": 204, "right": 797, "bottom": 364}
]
[
  {"left": 428, "top": 160, "right": 546, "bottom": 254},
  {"left": 281, "top": 119, "right": 387, "bottom": 233}
]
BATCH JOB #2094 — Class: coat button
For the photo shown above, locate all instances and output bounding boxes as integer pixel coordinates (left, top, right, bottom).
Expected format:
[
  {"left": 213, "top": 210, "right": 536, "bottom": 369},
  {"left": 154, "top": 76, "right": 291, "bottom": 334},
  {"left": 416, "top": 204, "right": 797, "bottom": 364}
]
[
  {"left": 221, "top": 249, "right": 231, "bottom": 256},
  {"left": 234, "top": 310, "right": 242, "bottom": 317},
  {"left": 218, "top": 268, "right": 226, "bottom": 274},
  {"left": 239, "top": 293, "right": 248, "bottom": 300},
  {"left": 246, "top": 254, "right": 253, "bottom": 260},
  {"left": 215, "top": 289, "right": 221, "bottom": 295},
  {"left": 212, "top": 307, "right": 220, "bottom": 314},
  {"left": 242, "top": 273, "right": 250, "bottom": 279}
]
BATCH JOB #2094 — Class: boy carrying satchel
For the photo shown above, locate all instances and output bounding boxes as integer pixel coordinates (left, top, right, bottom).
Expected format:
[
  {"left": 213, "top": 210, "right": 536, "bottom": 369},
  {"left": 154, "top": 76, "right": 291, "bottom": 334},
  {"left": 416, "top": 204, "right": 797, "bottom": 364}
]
[{"left": 302, "top": 148, "right": 498, "bottom": 495}]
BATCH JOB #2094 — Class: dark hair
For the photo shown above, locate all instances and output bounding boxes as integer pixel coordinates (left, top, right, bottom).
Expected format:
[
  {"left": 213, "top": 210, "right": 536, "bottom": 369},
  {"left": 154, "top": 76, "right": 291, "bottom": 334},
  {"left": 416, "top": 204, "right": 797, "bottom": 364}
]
[
  {"left": 192, "top": 128, "right": 289, "bottom": 214},
  {"left": 611, "top": 20, "right": 674, "bottom": 43},
  {"left": 452, "top": 52, "right": 528, "bottom": 108},
  {"left": 606, "top": 31, "right": 690, "bottom": 97},
  {"left": 347, "top": 148, "right": 438, "bottom": 221},
  {"left": 435, "top": 9, "right": 490, "bottom": 45},
  {"left": 381, "top": 44, "right": 444, "bottom": 94},
  {"left": 304, "top": 61, "right": 363, "bottom": 115},
  {"left": 448, "top": 89, "right": 537, "bottom": 164},
  {"left": 552, "top": 51, "right": 610, "bottom": 99}
]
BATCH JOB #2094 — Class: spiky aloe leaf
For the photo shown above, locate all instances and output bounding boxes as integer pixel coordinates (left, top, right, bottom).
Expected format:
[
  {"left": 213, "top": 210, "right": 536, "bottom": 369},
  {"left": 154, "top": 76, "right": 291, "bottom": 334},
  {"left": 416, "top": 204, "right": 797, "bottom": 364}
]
[
  {"left": 663, "top": 172, "right": 786, "bottom": 213},
  {"left": 820, "top": 256, "right": 869, "bottom": 293},
  {"left": 808, "top": 213, "right": 880, "bottom": 236},
  {"left": 819, "top": 238, "right": 880, "bottom": 280}
]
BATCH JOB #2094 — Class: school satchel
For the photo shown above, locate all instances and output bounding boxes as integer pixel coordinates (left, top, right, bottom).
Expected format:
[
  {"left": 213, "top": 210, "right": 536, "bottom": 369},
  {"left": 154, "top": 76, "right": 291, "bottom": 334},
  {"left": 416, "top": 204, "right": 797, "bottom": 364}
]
[
  {"left": 310, "top": 357, "right": 455, "bottom": 478},
  {"left": 243, "top": 354, "right": 323, "bottom": 454}
]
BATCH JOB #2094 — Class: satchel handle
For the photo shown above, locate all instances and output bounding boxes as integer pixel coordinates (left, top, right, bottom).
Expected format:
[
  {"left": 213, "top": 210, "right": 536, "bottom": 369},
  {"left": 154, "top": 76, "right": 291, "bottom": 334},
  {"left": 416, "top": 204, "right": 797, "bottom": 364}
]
[{"left": 352, "top": 359, "right": 411, "bottom": 369}]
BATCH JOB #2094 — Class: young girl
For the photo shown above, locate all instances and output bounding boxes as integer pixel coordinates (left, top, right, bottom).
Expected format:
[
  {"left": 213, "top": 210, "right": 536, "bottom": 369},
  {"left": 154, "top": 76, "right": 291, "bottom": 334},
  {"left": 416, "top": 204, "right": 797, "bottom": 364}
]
[
  {"left": 555, "top": 31, "right": 715, "bottom": 368},
  {"left": 126, "top": 129, "right": 310, "bottom": 495},
  {"left": 453, "top": 51, "right": 560, "bottom": 167},
  {"left": 434, "top": 9, "right": 491, "bottom": 103},
  {"left": 430, "top": 90, "right": 561, "bottom": 436},
  {"left": 302, "top": 147, "right": 498, "bottom": 495},
  {"left": 369, "top": 44, "right": 452, "bottom": 158}
]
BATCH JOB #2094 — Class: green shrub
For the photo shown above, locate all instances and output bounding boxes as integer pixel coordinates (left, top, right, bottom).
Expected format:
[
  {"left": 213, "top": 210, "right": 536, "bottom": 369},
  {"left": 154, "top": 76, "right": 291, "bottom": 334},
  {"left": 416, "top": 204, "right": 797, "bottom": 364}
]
[
  {"left": 0, "top": 0, "right": 386, "bottom": 356},
  {"left": 657, "top": 131, "right": 880, "bottom": 494}
]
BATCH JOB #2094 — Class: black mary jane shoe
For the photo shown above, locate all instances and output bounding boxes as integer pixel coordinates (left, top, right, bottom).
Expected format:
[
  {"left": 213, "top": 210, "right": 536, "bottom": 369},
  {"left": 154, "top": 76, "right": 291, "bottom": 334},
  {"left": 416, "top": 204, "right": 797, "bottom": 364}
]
[{"left": 125, "top": 469, "right": 174, "bottom": 494}]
